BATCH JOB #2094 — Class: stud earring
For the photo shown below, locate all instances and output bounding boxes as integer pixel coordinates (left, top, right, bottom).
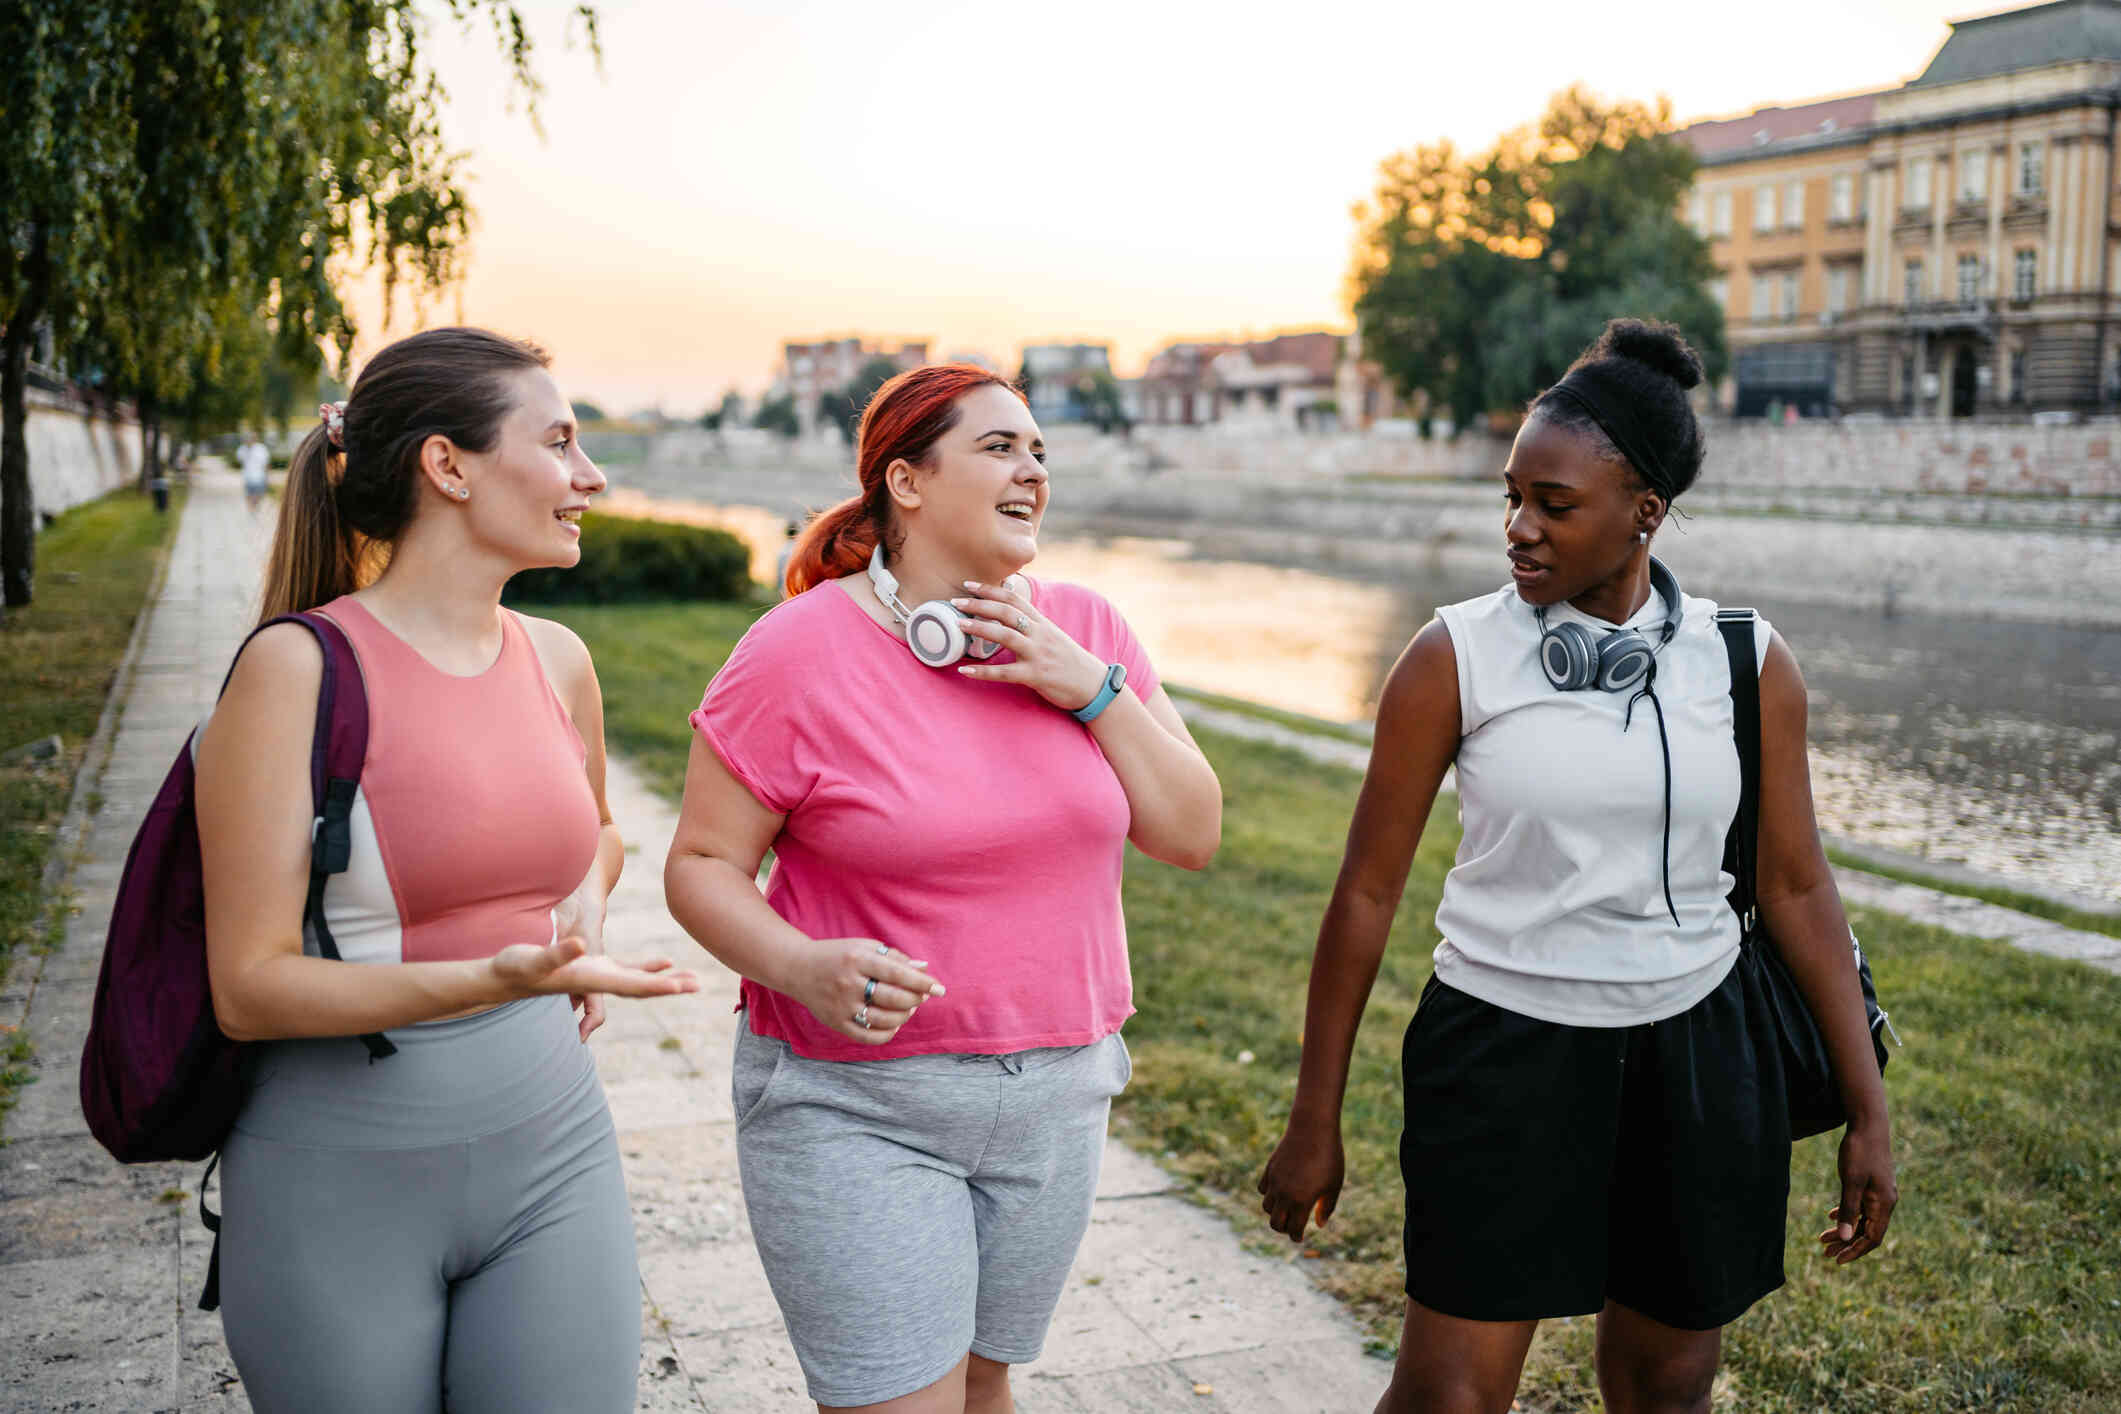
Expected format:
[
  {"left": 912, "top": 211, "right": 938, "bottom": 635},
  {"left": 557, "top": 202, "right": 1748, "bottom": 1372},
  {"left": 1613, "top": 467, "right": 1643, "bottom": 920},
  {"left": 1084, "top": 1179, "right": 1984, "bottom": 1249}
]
[{"left": 447, "top": 485, "right": 468, "bottom": 501}]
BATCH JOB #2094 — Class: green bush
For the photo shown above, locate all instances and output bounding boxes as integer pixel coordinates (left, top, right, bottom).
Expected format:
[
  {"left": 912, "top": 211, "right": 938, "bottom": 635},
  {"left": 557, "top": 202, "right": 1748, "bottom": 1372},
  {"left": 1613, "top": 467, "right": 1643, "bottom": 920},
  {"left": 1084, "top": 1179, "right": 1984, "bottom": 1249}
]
[{"left": 504, "top": 513, "right": 752, "bottom": 605}]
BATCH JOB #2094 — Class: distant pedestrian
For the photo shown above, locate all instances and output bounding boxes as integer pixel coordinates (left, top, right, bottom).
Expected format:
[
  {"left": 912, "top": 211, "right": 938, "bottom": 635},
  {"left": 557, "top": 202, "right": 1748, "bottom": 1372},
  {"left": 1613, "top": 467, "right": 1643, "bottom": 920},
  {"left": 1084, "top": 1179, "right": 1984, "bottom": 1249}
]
[
  {"left": 195, "top": 328, "right": 700, "bottom": 1412},
  {"left": 1260, "top": 318, "right": 1897, "bottom": 1414},
  {"left": 665, "top": 364, "right": 1222, "bottom": 1413},
  {"left": 774, "top": 517, "right": 799, "bottom": 597},
  {"left": 237, "top": 432, "right": 271, "bottom": 512}
]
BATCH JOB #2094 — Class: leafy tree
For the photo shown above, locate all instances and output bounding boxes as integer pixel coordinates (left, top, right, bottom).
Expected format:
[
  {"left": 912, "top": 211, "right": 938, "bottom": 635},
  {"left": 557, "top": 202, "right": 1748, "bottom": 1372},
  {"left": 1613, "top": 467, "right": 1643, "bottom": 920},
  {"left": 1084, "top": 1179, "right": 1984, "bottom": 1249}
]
[
  {"left": 814, "top": 388, "right": 857, "bottom": 445},
  {"left": 751, "top": 392, "right": 799, "bottom": 439},
  {"left": 1075, "top": 370, "right": 1130, "bottom": 434},
  {"left": 0, "top": 1, "right": 599, "bottom": 608},
  {"left": 1350, "top": 86, "right": 1725, "bottom": 433},
  {"left": 572, "top": 400, "right": 609, "bottom": 424},
  {"left": 847, "top": 355, "right": 904, "bottom": 415}
]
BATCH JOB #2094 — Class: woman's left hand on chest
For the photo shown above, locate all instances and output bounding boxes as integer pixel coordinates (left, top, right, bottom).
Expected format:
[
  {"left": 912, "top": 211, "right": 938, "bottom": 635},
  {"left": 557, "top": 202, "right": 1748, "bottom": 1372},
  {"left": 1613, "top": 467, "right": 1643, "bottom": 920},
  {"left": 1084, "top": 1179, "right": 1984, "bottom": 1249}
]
[
  {"left": 952, "top": 580, "right": 1107, "bottom": 714},
  {"left": 553, "top": 883, "right": 610, "bottom": 1042}
]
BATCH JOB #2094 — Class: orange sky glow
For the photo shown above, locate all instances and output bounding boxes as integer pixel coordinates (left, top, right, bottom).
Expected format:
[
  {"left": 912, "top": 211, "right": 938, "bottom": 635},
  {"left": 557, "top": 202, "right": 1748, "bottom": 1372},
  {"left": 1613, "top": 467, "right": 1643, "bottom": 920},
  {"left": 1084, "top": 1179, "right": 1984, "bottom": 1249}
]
[{"left": 353, "top": 0, "right": 1989, "bottom": 413}]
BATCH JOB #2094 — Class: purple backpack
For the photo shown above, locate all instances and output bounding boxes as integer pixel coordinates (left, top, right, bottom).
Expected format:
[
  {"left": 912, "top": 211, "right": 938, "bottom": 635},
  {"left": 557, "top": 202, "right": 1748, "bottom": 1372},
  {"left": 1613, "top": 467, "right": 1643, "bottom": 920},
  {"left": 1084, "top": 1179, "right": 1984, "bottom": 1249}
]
[{"left": 77, "top": 611, "right": 394, "bottom": 1308}]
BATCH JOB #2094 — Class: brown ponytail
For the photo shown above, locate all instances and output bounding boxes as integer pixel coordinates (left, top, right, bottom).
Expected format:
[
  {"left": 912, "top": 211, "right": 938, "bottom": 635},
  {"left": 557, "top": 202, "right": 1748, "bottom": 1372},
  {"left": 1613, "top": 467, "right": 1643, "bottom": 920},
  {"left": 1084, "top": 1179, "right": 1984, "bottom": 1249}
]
[
  {"left": 782, "top": 363, "right": 1023, "bottom": 596},
  {"left": 254, "top": 328, "right": 551, "bottom": 624}
]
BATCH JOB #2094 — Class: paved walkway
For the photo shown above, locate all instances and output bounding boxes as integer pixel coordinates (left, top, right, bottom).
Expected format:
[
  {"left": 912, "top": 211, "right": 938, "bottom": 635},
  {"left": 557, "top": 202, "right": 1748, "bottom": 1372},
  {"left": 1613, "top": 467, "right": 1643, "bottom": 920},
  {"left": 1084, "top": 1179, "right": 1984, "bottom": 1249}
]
[{"left": 1, "top": 466, "right": 1387, "bottom": 1411}]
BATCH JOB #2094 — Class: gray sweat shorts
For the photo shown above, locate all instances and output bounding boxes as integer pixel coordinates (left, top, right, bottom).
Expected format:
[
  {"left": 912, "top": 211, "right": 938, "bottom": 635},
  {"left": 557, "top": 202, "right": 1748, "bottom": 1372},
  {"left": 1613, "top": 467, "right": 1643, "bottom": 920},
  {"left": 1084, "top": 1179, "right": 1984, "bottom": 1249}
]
[{"left": 732, "top": 1016, "right": 1131, "bottom": 1407}]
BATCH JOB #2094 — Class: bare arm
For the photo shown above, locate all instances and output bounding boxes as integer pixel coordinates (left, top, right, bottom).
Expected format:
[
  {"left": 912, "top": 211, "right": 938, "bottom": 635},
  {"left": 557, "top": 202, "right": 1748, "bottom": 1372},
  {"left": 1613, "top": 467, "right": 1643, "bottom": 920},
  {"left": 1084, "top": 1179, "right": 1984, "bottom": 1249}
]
[
  {"left": 1755, "top": 630, "right": 1898, "bottom": 1263},
  {"left": 662, "top": 734, "right": 943, "bottom": 1047},
  {"left": 1258, "top": 619, "right": 1461, "bottom": 1241},
  {"left": 197, "top": 625, "right": 695, "bottom": 1042}
]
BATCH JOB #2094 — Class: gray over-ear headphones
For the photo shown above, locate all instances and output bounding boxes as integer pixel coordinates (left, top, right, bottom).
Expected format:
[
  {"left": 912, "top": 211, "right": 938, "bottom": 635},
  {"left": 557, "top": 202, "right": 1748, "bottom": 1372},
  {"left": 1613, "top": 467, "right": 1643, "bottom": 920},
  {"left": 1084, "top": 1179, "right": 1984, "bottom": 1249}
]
[
  {"left": 867, "top": 547, "right": 1028, "bottom": 668},
  {"left": 1536, "top": 557, "right": 1683, "bottom": 693}
]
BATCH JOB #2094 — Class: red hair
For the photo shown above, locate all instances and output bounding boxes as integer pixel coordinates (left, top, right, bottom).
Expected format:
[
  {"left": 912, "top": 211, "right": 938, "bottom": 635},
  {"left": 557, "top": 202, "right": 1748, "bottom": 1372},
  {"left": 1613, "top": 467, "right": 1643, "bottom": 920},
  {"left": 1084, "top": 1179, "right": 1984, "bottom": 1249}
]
[{"left": 783, "top": 364, "right": 1026, "bottom": 596}]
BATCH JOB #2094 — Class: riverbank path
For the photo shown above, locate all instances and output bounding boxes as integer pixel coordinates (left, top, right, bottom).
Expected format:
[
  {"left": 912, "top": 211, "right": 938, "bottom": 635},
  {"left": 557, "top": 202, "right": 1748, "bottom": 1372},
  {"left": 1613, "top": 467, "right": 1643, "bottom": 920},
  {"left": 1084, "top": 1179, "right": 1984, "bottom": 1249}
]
[{"left": 0, "top": 464, "right": 1389, "bottom": 1411}]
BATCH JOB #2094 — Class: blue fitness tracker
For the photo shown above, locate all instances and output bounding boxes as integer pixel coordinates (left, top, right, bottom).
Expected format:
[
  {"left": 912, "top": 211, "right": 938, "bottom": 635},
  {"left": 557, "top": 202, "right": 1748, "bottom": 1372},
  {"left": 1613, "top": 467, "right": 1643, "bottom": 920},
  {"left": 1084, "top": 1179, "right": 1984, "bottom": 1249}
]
[{"left": 1072, "top": 663, "right": 1127, "bottom": 724}]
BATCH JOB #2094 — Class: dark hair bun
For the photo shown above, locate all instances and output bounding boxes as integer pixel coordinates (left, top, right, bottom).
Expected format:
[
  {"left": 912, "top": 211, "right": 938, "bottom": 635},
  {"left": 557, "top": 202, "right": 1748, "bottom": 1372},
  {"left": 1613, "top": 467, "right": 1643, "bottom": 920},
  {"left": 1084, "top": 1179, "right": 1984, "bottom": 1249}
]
[{"left": 1589, "top": 318, "right": 1703, "bottom": 391}]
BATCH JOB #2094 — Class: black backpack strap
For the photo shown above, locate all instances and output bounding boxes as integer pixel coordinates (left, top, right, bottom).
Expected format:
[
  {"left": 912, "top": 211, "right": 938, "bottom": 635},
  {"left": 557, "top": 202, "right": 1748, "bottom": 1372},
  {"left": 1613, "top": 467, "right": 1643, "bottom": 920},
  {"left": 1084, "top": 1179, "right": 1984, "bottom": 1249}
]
[
  {"left": 227, "top": 615, "right": 394, "bottom": 1061},
  {"left": 197, "top": 1152, "right": 223, "bottom": 1311},
  {"left": 1717, "top": 608, "right": 1762, "bottom": 928},
  {"left": 290, "top": 613, "right": 396, "bottom": 1063}
]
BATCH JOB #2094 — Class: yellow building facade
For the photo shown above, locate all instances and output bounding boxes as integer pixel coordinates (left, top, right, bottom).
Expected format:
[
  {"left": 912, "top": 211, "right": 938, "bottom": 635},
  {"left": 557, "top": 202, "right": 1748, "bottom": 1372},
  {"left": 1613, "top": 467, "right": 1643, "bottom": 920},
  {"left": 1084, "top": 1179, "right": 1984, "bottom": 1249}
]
[{"left": 1685, "top": 0, "right": 2121, "bottom": 416}]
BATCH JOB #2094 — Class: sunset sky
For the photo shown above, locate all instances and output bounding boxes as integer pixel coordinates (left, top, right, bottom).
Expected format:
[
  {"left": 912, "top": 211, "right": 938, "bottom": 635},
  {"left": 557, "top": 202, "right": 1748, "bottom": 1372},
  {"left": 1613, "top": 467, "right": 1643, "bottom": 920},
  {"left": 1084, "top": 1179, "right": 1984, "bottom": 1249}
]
[{"left": 374, "top": 0, "right": 1990, "bottom": 412}]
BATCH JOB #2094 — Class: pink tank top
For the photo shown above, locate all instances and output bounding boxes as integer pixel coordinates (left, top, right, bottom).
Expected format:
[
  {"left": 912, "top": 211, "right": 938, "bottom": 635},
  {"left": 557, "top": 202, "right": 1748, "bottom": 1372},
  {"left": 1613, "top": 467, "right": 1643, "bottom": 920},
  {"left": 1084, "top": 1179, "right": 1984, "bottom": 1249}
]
[{"left": 307, "top": 598, "right": 601, "bottom": 965}]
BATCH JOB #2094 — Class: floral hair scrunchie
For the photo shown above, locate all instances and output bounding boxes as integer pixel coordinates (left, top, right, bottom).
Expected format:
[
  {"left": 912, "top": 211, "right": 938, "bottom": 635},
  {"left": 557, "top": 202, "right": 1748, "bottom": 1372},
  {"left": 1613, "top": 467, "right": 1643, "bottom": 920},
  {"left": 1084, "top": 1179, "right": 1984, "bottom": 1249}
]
[{"left": 317, "top": 401, "right": 347, "bottom": 449}]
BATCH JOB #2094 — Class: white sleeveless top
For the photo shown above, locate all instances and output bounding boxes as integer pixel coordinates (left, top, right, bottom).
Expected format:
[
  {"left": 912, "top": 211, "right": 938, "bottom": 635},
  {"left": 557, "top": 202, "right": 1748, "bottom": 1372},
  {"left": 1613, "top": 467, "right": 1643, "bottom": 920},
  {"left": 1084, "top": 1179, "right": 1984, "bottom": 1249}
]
[{"left": 1430, "top": 584, "right": 1773, "bottom": 1027}]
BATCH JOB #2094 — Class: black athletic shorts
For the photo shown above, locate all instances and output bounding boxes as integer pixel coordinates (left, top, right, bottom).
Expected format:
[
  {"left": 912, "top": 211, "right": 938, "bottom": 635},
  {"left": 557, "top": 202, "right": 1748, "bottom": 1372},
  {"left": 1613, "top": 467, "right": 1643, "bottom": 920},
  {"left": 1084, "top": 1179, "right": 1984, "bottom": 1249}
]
[{"left": 1399, "top": 959, "right": 1791, "bottom": 1330}]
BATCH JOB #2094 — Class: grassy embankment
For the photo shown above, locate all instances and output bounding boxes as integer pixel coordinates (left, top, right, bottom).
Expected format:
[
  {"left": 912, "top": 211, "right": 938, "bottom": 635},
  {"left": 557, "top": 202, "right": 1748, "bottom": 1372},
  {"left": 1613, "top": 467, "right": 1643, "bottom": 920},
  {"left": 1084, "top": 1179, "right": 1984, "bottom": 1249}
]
[
  {"left": 0, "top": 489, "right": 182, "bottom": 1121},
  {"left": 545, "top": 594, "right": 2120, "bottom": 1414}
]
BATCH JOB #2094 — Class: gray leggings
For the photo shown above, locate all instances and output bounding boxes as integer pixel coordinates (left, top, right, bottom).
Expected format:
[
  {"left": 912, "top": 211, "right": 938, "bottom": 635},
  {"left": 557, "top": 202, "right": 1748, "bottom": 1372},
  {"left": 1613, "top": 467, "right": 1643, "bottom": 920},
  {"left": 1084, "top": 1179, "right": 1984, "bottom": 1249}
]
[{"left": 217, "top": 995, "right": 640, "bottom": 1414}]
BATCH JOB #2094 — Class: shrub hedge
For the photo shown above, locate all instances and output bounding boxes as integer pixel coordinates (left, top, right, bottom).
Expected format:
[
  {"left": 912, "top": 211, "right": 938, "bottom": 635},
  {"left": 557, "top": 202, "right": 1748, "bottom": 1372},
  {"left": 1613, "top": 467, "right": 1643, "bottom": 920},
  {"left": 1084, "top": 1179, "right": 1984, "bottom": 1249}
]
[{"left": 504, "top": 512, "right": 752, "bottom": 605}]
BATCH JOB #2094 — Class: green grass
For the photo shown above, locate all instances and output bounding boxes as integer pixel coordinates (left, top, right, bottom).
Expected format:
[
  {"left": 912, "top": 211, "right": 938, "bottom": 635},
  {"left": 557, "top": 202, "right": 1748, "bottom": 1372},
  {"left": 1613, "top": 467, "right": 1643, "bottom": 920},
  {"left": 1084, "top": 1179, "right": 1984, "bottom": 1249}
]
[
  {"left": 1824, "top": 845, "right": 2121, "bottom": 941},
  {"left": 558, "top": 599, "right": 2121, "bottom": 1414},
  {"left": 528, "top": 597, "right": 769, "bottom": 799},
  {"left": 1164, "top": 682, "right": 1375, "bottom": 746},
  {"left": 0, "top": 488, "right": 180, "bottom": 994}
]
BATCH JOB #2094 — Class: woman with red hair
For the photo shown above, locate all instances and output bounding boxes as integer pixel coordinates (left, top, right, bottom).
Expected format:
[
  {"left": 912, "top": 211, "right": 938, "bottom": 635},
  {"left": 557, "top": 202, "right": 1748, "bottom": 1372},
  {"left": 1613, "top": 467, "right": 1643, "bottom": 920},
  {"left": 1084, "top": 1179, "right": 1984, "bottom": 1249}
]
[{"left": 666, "top": 365, "right": 1221, "bottom": 1413}]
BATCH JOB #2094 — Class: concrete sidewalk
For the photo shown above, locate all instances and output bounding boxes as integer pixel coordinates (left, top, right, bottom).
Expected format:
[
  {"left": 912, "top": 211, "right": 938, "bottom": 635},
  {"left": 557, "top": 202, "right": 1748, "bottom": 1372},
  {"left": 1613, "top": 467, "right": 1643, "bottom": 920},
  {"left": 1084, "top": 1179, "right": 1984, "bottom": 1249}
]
[{"left": 1, "top": 466, "right": 1388, "bottom": 1411}]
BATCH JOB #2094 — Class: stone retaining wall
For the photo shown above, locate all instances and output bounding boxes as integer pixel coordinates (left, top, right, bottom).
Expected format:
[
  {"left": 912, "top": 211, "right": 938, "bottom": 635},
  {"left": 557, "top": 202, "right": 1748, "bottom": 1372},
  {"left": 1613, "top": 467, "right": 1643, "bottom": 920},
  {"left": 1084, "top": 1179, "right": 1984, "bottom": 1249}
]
[
  {"left": 23, "top": 389, "right": 139, "bottom": 517},
  {"left": 654, "top": 417, "right": 2121, "bottom": 498}
]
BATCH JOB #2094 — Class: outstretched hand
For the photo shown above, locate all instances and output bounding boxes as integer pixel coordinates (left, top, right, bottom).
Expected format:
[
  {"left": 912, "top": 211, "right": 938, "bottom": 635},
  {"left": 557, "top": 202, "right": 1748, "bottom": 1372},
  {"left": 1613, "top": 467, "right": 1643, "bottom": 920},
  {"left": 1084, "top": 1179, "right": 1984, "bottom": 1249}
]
[{"left": 490, "top": 935, "right": 700, "bottom": 1005}]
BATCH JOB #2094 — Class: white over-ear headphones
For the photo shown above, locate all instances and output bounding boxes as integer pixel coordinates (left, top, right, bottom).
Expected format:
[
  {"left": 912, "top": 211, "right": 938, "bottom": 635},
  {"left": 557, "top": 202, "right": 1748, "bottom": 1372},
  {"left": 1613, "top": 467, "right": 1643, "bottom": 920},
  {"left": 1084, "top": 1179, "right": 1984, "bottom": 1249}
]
[{"left": 867, "top": 547, "right": 1028, "bottom": 668}]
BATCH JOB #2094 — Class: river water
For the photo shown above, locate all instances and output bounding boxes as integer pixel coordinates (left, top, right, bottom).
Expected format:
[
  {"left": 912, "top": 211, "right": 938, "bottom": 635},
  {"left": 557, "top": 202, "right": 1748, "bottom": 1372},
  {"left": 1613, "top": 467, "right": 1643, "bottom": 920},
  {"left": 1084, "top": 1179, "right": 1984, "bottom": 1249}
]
[{"left": 602, "top": 489, "right": 2121, "bottom": 905}]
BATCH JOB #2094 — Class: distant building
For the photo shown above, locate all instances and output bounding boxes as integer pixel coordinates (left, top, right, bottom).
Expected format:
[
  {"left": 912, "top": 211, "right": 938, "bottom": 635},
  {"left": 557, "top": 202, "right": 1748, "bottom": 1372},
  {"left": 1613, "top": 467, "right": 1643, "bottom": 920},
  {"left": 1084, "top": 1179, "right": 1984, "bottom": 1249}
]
[
  {"left": 1136, "top": 332, "right": 1344, "bottom": 429},
  {"left": 775, "top": 337, "right": 929, "bottom": 434},
  {"left": 1683, "top": 0, "right": 2121, "bottom": 416},
  {"left": 1138, "top": 342, "right": 1239, "bottom": 426},
  {"left": 1019, "top": 343, "right": 1113, "bottom": 422}
]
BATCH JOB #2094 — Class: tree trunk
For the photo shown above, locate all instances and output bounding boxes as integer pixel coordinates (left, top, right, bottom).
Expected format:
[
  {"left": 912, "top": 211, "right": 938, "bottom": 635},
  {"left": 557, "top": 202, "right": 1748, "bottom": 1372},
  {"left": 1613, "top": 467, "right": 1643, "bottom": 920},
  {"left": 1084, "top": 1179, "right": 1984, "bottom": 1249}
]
[
  {"left": 139, "top": 396, "right": 160, "bottom": 493},
  {"left": 0, "top": 224, "right": 51, "bottom": 610}
]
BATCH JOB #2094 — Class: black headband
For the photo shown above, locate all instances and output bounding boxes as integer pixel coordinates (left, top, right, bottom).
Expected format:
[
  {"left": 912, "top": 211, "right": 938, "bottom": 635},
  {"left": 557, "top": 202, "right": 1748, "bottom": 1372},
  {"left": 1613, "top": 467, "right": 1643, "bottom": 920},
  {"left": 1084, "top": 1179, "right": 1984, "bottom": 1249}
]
[{"left": 1543, "top": 363, "right": 1677, "bottom": 503}]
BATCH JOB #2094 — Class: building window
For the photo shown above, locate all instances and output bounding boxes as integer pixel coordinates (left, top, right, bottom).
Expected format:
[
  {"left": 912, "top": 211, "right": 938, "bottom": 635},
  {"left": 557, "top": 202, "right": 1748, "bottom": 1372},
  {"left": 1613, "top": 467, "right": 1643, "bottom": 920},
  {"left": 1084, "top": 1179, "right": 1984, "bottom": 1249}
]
[
  {"left": 1754, "top": 185, "right": 1777, "bottom": 232},
  {"left": 2011, "top": 349, "right": 2028, "bottom": 404},
  {"left": 1830, "top": 172, "right": 1856, "bottom": 223},
  {"left": 1957, "top": 254, "right": 1982, "bottom": 303},
  {"left": 2015, "top": 248, "right": 2038, "bottom": 299},
  {"left": 1709, "top": 275, "right": 1729, "bottom": 312},
  {"left": 1711, "top": 191, "right": 1732, "bottom": 236},
  {"left": 1959, "top": 150, "right": 1987, "bottom": 204},
  {"left": 1751, "top": 272, "right": 1773, "bottom": 319},
  {"left": 1688, "top": 191, "right": 1706, "bottom": 234},
  {"left": 1780, "top": 270, "right": 1800, "bottom": 319},
  {"left": 1783, "top": 179, "right": 1805, "bottom": 229},
  {"left": 1906, "top": 156, "right": 1932, "bottom": 209},
  {"left": 2019, "top": 140, "right": 2045, "bottom": 194},
  {"left": 1827, "top": 265, "right": 1853, "bottom": 314},
  {"left": 1904, "top": 257, "right": 1925, "bottom": 305}
]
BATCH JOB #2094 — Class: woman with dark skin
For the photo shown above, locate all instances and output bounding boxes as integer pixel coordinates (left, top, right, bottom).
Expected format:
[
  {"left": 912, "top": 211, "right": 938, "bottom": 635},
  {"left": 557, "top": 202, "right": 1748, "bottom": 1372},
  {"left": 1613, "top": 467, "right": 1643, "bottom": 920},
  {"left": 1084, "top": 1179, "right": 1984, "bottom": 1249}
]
[{"left": 1258, "top": 321, "right": 1896, "bottom": 1414}]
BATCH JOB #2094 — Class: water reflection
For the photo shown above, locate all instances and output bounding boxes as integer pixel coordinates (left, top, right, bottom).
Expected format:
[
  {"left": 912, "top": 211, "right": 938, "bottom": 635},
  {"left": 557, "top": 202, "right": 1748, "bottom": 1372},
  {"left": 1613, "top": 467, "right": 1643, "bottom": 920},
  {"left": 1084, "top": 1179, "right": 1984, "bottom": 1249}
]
[{"left": 616, "top": 493, "right": 2120, "bottom": 904}]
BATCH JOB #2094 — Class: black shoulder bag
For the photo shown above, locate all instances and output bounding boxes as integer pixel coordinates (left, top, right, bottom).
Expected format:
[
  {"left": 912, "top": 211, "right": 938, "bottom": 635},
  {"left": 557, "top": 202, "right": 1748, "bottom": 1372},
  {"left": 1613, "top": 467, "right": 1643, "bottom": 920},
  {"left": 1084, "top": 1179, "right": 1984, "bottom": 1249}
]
[{"left": 1717, "top": 607, "right": 1896, "bottom": 1142}]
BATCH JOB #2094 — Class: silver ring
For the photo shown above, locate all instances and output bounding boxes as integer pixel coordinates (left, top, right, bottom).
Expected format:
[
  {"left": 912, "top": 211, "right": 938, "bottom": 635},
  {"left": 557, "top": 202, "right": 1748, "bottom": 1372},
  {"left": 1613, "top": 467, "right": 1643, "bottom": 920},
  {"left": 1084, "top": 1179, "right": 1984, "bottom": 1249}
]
[
  {"left": 863, "top": 977, "right": 878, "bottom": 1004},
  {"left": 1013, "top": 612, "right": 1029, "bottom": 633},
  {"left": 875, "top": 942, "right": 890, "bottom": 955},
  {"left": 853, "top": 1005, "right": 871, "bottom": 1029}
]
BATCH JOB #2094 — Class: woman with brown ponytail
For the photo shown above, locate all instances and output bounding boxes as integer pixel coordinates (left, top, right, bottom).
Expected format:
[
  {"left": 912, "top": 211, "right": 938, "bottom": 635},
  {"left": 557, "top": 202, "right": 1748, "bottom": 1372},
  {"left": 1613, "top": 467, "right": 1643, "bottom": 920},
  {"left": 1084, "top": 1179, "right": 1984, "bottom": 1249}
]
[
  {"left": 665, "top": 364, "right": 1223, "bottom": 1413},
  {"left": 195, "top": 327, "right": 700, "bottom": 1413}
]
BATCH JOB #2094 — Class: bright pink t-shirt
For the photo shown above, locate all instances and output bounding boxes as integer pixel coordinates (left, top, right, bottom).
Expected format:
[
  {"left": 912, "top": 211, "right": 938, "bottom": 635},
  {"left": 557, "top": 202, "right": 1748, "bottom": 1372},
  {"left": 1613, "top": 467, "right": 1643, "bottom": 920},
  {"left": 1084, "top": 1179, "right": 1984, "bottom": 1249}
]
[{"left": 689, "top": 576, "right": 1159, "bottom": 1061}]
